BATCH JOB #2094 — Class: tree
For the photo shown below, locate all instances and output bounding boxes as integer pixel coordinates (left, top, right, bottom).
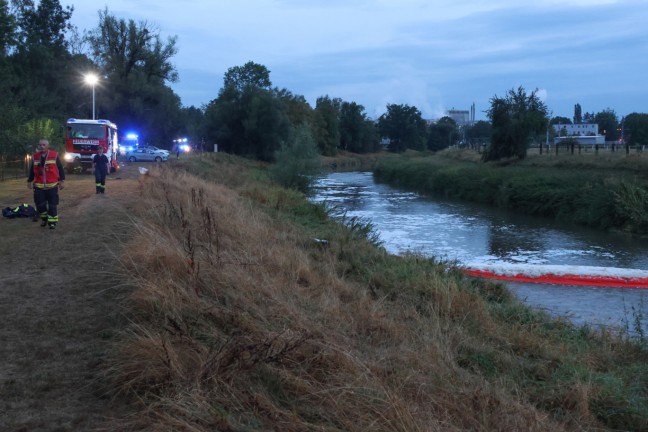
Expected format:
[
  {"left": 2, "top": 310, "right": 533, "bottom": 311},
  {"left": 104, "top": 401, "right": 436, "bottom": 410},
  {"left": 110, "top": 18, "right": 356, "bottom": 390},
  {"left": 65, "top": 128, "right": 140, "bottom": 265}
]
[
  {"left": 0, "top": 104, "right": 30, "bottom": 158},
  {"left": 574, "top": 103, "right": 582, "bottom": 124},
  {"left": 550, "top": 116, "right": 572, "bottom": 125},
  {"left": 14, "top": 0, "right": 72, "bottom": 54},
  {"left": 464, "top": 120, "right": 491, "bottom": 149},
  {"left": 269, "top": 124, "right": 321, "bottom": 193},
  {"left": 624, "top": 113, "right": 648, "bottom": 147},
  {"left": 276, "top": 88, "right": 313, "bottom": 129},
  {"left": 593, "top": 109, "right": 618, "bottom": 141},
  {"left": 0, "top": 0, "right": 17, "bottom": 57},
  {"left": 223, "top": 61, "right": 271, "bottom": 93},
  {"left": 9, "top": 0, "right": 75, "bottom": 116},
  {"left": 359, "top": 119, "right": 380, "bottom": 153},
  {"left": 87, "top": 8, "right": 181, "bottom": 146},
  {"left": 203, "top": 62, "right": 290, "bottom": 161},
  {"left": 313, "top": 96, "right": 340, "bottom": 156},
  {"left": 0, "top": 0, "right": 19, "bottom": 137},
  {"left": 427, "top": 116, "right": 458, "bottom": 151},
  {"left": 179, "top": 105, "right": 205, "bottom": 149},
  {"left": 483, "top": 86, "right": 548, "bottom": 161},
  {"left": 378, "top": 103, "right": 427, "bottom": 153},
  {"left": 88, "top": 9, "right": 178, "bottom": 84},
  {"left": 241, "top": 88, "right": 291, "bottom": 161},
  {"left": 339, "top": 101, "right": 370, "bottom": 153}
]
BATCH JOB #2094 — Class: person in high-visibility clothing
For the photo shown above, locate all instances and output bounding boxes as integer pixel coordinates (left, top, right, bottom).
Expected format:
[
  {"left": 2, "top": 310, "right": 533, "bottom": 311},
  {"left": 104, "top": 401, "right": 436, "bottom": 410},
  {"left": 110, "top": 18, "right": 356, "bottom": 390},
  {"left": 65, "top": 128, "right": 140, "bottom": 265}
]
[
  {"left": 27, "top": 139, "right": 65, "bottom": 229},
  {"left": 92, "top": 145, "right": 109, "bottom": 194}
]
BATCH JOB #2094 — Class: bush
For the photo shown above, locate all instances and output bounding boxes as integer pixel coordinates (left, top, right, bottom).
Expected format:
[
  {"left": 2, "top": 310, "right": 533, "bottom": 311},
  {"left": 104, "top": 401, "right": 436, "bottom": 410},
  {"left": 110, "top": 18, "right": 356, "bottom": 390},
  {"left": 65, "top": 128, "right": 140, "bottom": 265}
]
[{"left": 269, "top": 125, "right": 321, "bottom": 193}]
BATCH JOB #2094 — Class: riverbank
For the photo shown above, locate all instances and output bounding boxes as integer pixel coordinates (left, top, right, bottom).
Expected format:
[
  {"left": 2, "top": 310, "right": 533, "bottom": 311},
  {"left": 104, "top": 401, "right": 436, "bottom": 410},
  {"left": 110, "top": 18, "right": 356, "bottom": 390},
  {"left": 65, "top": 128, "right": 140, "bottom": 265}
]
[
  {"left": 113, "top": 153, "right": 647, "bottom": 430},
  {"left": 2, "top": 154, "right": 647, "bottom": 430},
  {"left": 320, "top": 150, "right": 387, "bottom": 171},
  {"left": 373, "top": 149, "right": 648, "bottom": 235}
]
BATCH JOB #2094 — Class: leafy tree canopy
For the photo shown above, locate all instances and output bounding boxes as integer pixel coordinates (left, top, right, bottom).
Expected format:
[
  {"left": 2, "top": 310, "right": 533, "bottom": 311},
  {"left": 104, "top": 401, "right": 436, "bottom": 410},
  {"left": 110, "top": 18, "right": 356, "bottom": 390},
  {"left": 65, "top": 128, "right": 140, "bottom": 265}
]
[
  {"left": 339, "top": 101, "right": 378, "bottom": 153},
  {"left": 464, "top": 120, "right": 491, "bottom": 144},
  {"left": 13, "top": 0, "right": 73, "bottom": 54},
  {"left": 624, "top": 113, "right": 648, "bottom": 147},
  {"left": 484, "top": 86, "right": 548, "bottom": 161},
  {"left": 550, "top": 116, "right": 572, "bottom": 125},
  {"left": 427, "top": 116, "right": 458, "bottom": 152},
  {"left": 204, "top": 62, "right": 290, "bottom": 161},
  {"left": 86, "top": 8, "right": 181, "bottom": 146},
  {"left": 574, "top": 103, "right": 582, "bottom": 124},
  {"left": 593, "top": 108, "right": 618, "bottom": 141},
  {"left": 313, "top": 96, "right": 341, "bottom": 156},
  {"left": 88, "top": 8, "right": 178, "bottom": 85},
  {"left": 222, "top": 61, "right": 271, "bottom": 94},
  {"left": 378, "top": 103, "right": 427, "bottom": 153},
  {"left": 0, "top": 0, "right": 17, "bottom": 57}
]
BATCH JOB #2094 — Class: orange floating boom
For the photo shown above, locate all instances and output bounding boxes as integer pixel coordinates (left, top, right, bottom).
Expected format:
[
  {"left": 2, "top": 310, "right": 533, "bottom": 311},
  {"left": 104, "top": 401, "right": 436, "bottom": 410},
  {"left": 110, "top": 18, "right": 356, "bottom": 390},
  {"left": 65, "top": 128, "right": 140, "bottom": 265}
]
[{"left": 464, "top": 268, "right": 648, "bottom": 289}]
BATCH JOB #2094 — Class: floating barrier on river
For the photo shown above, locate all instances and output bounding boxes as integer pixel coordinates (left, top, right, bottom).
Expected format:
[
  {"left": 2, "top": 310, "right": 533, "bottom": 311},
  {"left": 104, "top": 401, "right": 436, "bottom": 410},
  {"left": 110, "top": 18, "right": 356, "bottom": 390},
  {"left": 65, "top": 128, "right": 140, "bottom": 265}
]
[{"left": 463, "top": 263, "right": 648, "bottom": 289}]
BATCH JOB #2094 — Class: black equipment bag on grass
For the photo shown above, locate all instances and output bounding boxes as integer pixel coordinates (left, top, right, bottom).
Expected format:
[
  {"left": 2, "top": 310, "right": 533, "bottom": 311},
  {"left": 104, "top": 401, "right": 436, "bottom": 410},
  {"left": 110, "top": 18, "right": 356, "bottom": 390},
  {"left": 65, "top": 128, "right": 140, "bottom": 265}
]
[{"left": 2, "top": 203, "right": 37, "bottom": 219}]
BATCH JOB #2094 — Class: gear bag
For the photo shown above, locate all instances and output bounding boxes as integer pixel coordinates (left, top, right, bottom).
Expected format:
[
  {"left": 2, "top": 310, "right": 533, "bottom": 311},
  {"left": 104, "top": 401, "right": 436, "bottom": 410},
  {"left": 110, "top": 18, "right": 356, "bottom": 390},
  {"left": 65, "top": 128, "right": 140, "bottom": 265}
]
[{"left": 2, "top": 203, "right": 37, "bottom": 219}]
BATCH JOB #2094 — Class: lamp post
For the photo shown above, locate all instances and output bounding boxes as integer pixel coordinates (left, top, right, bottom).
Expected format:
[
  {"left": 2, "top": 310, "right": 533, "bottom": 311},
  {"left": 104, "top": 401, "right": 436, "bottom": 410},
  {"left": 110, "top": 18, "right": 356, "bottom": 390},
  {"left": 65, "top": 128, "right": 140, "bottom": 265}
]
[{"left": 84, "top": 73, "right": 98, "bottom": 119}]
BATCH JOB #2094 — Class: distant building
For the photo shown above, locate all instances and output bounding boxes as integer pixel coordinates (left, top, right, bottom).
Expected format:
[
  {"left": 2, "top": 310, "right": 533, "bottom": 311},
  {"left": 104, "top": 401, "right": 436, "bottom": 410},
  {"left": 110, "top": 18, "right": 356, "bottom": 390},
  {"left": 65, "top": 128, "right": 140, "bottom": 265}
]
[
  {"left": 446, "top": 103, "right": 476, "bottom": 126},
  {"left": 553, "top": 123, "right": 605, "bottom": 146},
  {"left": 447, "top": 109, "right": 470, "bottom": 125},
  {"left": 552, "top": 123, "right": 598, "bottom": 136}
]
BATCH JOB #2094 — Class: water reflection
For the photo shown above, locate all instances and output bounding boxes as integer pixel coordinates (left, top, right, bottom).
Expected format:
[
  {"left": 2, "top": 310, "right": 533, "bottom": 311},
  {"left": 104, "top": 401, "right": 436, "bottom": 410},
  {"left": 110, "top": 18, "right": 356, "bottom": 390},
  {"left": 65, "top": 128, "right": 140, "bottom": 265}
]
[{"left": 311, "top": 171, "right": 648, "bottom": 332}]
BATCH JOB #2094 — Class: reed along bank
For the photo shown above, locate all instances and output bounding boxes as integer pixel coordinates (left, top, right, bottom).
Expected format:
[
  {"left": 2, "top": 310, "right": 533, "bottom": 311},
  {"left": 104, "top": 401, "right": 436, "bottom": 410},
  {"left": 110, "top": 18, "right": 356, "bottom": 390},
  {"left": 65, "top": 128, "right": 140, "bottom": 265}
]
[
  {"left": 373, "top": 149, "right": 648, "bottom": 235},
  {"left": 111, "top": 153, "right": 648, "bottom": 431}
]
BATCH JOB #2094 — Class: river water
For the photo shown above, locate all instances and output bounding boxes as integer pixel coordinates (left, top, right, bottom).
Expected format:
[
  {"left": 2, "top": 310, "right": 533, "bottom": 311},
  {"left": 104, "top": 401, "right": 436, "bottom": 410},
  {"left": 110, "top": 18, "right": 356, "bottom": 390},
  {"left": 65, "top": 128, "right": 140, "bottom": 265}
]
[{"left": 311, "top": 171, "right": 648, "bottom": 334}]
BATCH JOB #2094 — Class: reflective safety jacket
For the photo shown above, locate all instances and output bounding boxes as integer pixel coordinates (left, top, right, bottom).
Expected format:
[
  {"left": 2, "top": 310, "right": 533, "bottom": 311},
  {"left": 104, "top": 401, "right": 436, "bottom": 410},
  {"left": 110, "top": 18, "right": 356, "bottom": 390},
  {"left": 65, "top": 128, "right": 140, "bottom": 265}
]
[{"left": 32, "top": 150, "right": 61, "bottom": 189}]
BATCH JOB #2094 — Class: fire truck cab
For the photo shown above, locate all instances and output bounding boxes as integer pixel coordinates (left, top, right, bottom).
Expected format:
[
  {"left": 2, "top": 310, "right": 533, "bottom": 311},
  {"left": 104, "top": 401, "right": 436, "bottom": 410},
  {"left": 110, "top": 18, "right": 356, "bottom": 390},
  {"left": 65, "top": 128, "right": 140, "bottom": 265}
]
[{"left": 64, "top": 118, "right": 119, "bottom": 174}]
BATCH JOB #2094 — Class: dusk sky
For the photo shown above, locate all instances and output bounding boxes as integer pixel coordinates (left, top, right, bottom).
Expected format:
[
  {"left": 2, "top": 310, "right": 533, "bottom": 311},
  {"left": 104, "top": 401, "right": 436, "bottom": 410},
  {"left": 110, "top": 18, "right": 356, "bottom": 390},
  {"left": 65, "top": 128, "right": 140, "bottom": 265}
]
[{"left": 70, "top": 0, "right": 648, "bottom": 121}]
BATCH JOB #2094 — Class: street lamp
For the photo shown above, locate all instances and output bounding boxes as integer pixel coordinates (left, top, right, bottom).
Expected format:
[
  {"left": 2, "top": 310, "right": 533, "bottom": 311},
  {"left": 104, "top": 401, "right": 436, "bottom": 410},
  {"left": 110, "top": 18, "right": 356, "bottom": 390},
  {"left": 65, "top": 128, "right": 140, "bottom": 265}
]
[{"left": 84, "top": 73, "right": 99, "bottom": 119}]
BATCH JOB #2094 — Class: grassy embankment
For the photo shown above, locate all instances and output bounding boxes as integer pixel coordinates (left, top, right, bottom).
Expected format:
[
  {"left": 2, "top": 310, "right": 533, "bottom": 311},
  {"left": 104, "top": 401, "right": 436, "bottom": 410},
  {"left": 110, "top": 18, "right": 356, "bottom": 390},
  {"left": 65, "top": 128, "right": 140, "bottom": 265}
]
[
  {"left": 373, "top": 149, "right": 648, "bottom": 235},
  {"left": 111, "top": 152, "right": 647, "bottom": 431}
]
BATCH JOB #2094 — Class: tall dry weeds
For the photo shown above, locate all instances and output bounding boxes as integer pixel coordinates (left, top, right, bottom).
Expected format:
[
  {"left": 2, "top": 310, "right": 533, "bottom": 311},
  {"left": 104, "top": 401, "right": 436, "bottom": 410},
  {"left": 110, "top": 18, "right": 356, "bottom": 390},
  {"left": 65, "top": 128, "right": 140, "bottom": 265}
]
[{"left": 109, "top": 161, "right": 588, "bottom": 431}]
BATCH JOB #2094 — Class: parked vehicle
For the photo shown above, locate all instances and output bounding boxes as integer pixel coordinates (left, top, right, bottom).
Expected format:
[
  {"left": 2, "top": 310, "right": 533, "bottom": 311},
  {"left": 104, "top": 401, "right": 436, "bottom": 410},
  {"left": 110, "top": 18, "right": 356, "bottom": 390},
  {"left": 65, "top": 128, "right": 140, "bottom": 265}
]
[
  {"left": 64, "top": 118, "right": 119, "bottom": 174},
  {"left": 119, "top": 132, "right": 139, "bottom": 154},
  {"left": 139, "top": 145, "right": 170, "bottom": 156},
  {"left": 124, "top": 148, "right": 168, "bottom": 162}
]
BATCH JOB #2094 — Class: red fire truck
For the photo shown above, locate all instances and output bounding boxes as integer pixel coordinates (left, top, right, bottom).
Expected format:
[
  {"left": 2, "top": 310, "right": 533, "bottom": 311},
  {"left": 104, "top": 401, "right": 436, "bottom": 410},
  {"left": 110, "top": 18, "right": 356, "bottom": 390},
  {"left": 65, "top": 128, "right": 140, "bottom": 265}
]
[{"left": 63, "top": 118, "right": 119, "bottom": 174}]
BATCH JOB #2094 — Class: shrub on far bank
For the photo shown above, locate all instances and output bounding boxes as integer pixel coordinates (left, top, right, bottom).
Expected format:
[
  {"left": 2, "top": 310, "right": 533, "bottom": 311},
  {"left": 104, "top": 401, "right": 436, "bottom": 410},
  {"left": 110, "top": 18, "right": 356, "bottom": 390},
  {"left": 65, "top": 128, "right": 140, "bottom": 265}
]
[{"left": 373, "top": 153, "right": 648, "bottom": 234}]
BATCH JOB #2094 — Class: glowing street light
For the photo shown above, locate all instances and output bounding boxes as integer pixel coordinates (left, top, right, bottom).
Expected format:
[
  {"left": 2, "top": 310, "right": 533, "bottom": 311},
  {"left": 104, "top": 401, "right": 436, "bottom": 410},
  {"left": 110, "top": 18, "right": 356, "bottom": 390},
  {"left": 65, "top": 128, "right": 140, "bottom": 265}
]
[{"left": 84, "top": 73, "right": 99, "bottom": 119}]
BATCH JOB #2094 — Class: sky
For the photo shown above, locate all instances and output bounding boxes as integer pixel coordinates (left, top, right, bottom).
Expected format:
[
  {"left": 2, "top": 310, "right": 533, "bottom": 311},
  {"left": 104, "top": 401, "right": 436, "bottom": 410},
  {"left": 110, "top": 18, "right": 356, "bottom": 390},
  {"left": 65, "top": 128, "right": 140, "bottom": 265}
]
[{"left": 69, "top": 0, "right": 648, "bottom": 121}]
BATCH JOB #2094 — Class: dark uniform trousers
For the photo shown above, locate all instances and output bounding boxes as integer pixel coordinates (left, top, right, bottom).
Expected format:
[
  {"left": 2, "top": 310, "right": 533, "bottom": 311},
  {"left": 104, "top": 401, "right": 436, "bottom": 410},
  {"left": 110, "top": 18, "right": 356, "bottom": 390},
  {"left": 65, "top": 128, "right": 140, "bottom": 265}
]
[{"left": 34, "top": 187, "right": 59, "bottom": 224}]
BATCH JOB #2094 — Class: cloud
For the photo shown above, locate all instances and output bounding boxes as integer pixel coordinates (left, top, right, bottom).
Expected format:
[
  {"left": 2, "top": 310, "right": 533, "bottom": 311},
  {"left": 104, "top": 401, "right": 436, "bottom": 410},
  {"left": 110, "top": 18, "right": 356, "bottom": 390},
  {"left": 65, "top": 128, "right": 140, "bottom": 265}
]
[{"left": 70, "top": 1, "right": 648, "bottom": 117}]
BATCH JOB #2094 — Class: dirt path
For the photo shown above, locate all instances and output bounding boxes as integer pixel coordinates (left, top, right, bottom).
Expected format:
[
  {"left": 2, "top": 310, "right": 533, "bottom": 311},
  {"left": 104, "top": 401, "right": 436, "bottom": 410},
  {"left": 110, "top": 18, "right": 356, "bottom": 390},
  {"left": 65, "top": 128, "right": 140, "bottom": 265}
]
[{"left": 0, "top": 163, "right": 145, "bottom": 431}]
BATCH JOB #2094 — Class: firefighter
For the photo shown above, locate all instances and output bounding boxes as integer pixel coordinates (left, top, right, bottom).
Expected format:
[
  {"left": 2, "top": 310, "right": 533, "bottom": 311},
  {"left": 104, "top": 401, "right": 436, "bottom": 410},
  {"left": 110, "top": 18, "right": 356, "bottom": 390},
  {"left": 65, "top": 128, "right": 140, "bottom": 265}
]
[
  {"left": 92, "top": 146, "right": 109, "bottom": 194},
  {"left": 27, "top": 139, "right": 65, "bottom": 229}
]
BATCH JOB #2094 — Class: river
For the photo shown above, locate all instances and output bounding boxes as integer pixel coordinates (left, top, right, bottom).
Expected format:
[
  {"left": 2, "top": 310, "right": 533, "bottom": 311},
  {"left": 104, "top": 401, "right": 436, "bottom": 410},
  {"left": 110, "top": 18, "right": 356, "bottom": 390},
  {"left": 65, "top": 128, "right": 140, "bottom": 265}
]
[{"left": 311, "top": 171, "right": 648, "bottom": 334}]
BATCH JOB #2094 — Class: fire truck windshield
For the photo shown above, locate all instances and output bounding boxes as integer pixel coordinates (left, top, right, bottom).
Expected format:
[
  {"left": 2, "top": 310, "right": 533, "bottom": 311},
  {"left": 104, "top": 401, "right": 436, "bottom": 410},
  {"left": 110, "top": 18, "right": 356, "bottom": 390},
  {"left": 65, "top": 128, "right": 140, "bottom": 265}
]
[{"left": 67, "top": 124, "right": 105, "bottom": 139}]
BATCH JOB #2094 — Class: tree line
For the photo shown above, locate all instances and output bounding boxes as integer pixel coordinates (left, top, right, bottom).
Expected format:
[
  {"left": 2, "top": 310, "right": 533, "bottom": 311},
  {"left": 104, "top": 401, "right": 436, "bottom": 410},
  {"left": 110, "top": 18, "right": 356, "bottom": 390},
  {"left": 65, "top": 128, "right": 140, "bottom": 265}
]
[{"left": 1, "top": 0, "right": 647, "bottom": 165}]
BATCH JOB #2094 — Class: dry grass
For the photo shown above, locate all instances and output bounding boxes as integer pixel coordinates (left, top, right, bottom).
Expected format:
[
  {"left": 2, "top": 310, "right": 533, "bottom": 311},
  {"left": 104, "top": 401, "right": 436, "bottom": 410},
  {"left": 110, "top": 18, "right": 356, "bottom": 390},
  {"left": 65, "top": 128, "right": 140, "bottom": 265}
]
[{"left": 109, "top": 157, "right": 589, "bottom": 431}]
